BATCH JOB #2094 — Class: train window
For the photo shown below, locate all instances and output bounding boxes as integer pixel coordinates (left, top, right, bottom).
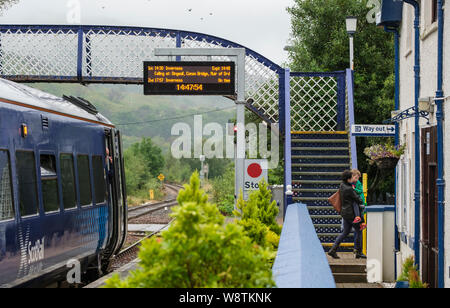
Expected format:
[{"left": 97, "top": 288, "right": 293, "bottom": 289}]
[
  {"left": 92, "top": 156, "right": 106, "bottom": 204},
  {"left": 40, "top": 154, "right": 60, "bottom": 213},
  {"left": 77, "top": 155, "right": 92, "bottom": 206},
  {"left": 16, "top": 151, "right": 39, "bottom": 216},
  {"left": 60, "top": 154, "right": 77, "bottom": 209},
  {"left": 0, "top": 150, "right": 14, "bottom": 221}
]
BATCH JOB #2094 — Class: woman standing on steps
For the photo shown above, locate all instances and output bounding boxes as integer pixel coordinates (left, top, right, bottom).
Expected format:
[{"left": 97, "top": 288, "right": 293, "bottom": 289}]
[{"left": 328, "top": 170, "right": 366, "bottom": 259}]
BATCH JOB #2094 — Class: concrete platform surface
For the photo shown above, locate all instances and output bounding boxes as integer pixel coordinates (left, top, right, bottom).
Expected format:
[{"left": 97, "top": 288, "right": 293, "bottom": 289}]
[
  {"left": 84, "top": 258, "right": 140, "bottom": 288},
  {"left": 128, "top": 224, "right": 169, "bottom": 232}
]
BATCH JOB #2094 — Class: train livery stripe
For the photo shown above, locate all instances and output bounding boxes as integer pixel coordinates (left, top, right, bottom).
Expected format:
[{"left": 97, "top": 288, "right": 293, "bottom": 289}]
[{"left": 0, "top": 97, "right": 115, "bottom": 128}]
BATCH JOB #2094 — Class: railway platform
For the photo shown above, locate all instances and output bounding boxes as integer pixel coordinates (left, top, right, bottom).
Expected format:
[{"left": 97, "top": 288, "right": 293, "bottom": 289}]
[{"left": 84, "top": 259, "right": 140, "bottom": 288}]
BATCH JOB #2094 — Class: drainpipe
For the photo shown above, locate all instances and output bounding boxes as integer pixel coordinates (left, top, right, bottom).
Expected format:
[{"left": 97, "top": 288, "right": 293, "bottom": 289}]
[
  {"left": 436, "top": 0, "right": 445, "bottom": 289},
  {"left": 403, "top": 0, "right": 421, "bottom": 269},
  {"left": 384, "top": 25, "right": 400, "bottom": 278}
]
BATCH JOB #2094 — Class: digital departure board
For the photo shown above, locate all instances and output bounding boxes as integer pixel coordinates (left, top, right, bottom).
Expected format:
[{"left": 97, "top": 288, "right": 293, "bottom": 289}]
[{"left": 143, "top": 61, "right": 235, "bottom": 95}]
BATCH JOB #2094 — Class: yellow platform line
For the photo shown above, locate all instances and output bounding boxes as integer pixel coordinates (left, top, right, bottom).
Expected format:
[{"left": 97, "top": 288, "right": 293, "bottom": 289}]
[
  {"left": 291, "top": 131, "right": 348, "bottom": 135},
  {"left": 322, "top": 243, "right": 354, "bottom": 247}
]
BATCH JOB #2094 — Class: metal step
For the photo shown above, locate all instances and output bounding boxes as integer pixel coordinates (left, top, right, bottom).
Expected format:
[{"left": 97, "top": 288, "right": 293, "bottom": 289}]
[
  {"left": 307, "top": 206, "right": 335, "bottom": 210},
  {"left": 293, "top": 188, "right": 337, "bottom": 193},
  {"left": 292, "top": 155, "right": 349, "bottom": 159},
  {"left": 310, "top": 215, "right": 341, "bottom": 219},
  {"left": 318, "top": 233, "right": 354, "bottom": 237},
  {"left": 292, "top": 171, "right": 342, "bottom": 176},
  {"left": 292, "top": 139, "right": 349, "bottom": 143},
  {"left": 293, "top": 180, "right": 341, "bottom": 185},
  {"left": 314, "top": 224, "right": 342, "bottom": 228},
  {"left": 294, "top": 197, "right": 330, "bottom": 201},
  {"left": 292, "top": 147, "right": 349, "bottom": 151},
  {"left": 292, "top": 163, "right": 350, "bottom": 168}
]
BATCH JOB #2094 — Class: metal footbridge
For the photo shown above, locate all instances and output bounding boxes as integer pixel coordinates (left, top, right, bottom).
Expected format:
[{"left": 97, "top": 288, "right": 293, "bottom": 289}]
[{"left": 0, "top": 24, "right": 358, "bottom": 250}]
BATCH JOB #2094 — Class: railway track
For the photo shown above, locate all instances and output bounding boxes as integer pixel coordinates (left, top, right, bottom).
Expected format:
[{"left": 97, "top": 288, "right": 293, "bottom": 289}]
[
  {"left": 127, "top": 183, "right": 183, "bottom": 220},
  {"left": 113, "top": 220, "right": 173, "bottom": 263},
  {"left": 109, "top": 183, "right": 184, "bottom": 270}
]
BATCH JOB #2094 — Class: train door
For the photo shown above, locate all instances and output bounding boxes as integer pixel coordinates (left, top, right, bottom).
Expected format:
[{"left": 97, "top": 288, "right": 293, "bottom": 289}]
[
  {"left": 112, "top": 129, "right": 127, "bottom": 255},
  {"left": 102, "top": 129, "right": 127, "bottom": 263},
  {"left": 104, "top": 130, "right": 115, "bottom": 249},
  {"left": 421, "top": 126, "right": 438, "bottom": 288}
]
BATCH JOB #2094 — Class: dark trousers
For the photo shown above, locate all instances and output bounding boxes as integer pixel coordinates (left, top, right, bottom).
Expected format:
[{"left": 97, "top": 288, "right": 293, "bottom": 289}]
[
  {"left": 352, "top": 202, "right": 365, "bottom": 223},
  {"left": 332, "top": 218, "right": 363, "bottom": 252}
]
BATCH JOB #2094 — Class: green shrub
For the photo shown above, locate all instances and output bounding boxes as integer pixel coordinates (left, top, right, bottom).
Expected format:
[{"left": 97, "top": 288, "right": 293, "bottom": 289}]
[
  {"left": 235, "top": 180, "right": 281, "bottom": 235},
  {"left": 177, "top": 171, "right": 208, "bottom": 207},
  {"left": 397, "top": 256, "right": 428, "bottom": 288},
  {"left": 266, "top": 230, "right": 280, "bottom": 249},
  {"left": 105, "top": 172, "right": 275, "bottom": 288},
  {"left": 397, "top": 256, "right": 415, "bottom": 282},
  {"left": 233, "top": 181, "right": 281, "bottom": 251}
]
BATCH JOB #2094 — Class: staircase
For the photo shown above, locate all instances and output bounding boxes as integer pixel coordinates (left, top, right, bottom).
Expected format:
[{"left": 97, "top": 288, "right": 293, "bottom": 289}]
[
  {"left": 291, "top": 132, "right": 354, "bottom": 251},
  {"left": 328, "top": 253, "right": 368, "bottom": 284}
]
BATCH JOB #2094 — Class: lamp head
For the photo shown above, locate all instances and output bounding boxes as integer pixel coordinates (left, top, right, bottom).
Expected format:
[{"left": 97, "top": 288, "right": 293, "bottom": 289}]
[{"left": 346, "top": 16, "right": 358, "bottom": 35}]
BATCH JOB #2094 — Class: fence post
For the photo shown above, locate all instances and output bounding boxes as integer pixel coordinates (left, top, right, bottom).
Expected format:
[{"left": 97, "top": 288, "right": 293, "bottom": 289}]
[
  {"left": 279, "top": 68, "right": 291, "bottom": 219},
  {"left": 77, "top": 26, "right": 83, "bottom": 82},
  {"left": 337, "top": 73, "right": 346, "bottom": 131}
]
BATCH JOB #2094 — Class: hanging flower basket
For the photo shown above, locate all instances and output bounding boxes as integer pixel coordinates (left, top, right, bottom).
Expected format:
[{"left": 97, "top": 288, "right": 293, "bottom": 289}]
[
  {"left": 364, "top": 143, "right": 405, "bottom": 170},
  {"left": 374, "top": 157, "right": 399, "bottom": 169}
]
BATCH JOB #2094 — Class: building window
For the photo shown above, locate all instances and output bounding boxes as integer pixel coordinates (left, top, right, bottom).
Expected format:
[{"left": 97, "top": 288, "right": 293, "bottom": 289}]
[
  {"left": 432, "top": 0, "right": 438, "bottom": 24},
  {"left": 40, "top": 154, "right": 60, "bottom": 213},
  {"left": 0, "top": 150, "right": 14, "bottom": 221},
  {"left": 60, "top": 154, "right": 77, "bottom": 209},
  {"left": 77, "top": 155, "right": 92, "bottom": 206},
  {"left": 16, "top": 151, "right": 39, "bottom": 216},
  {"left": 92, "top": 156, "right": 106, "bottom": 204}
]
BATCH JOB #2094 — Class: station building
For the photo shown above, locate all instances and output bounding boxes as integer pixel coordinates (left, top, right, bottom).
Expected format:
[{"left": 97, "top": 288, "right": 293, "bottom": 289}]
[{"left": 379, "top": 0, "right": 449, "bottom": 288}]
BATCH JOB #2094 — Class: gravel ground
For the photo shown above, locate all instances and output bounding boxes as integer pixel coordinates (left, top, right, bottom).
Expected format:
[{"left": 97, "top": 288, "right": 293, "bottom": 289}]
[{"left": 128, "top": 206, "right": 174, "bottom": 225}]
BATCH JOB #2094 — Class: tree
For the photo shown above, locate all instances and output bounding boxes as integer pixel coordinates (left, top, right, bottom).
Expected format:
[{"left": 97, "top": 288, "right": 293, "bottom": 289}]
[
  {"left": 128, "top": 137, "right": 164, "bottom": 179},
  {"left": 123, "top": 137, "right": 165, "bottom": 202},
  {"left": 287, "top": 0, "right": 396, "bottom": 196},
  {"left": 0, "top": 0, "right": 19, "bottom": 16}
]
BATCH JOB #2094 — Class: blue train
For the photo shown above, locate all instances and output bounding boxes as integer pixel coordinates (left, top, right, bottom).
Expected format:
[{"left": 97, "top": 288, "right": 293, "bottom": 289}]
[{"left": 0, "top": 78, "right": 127, "bottom": 287}]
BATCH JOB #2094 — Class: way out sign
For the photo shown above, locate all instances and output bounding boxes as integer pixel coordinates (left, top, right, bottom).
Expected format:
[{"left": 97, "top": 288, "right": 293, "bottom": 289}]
[
  {"left": 351, "top": 124, "right": 396, "bottom": 137},
  {"left": 243, "top": 160, "right": 268, "bottom": 200}
]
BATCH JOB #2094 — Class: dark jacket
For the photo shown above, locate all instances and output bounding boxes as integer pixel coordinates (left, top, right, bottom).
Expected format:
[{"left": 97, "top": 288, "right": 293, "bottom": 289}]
[{"left": 339, "top": 181, "right": 363, "bottom": 221}]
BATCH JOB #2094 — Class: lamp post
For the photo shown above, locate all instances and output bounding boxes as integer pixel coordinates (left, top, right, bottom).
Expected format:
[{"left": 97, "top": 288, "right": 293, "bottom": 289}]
[
  {"left": 346, "top": 16, "right": 358, "bottom": 70},
  {"left": 199, "top": 154, "right": 205, "bottom": 185}
]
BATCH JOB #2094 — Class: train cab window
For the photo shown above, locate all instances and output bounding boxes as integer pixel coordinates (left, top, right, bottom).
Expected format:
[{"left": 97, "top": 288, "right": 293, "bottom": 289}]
[
  {"left": 92, "top": 156, "right": 106, "bottom": 204},
  {"left": 40, "top": 155, "right": 60, "bottom": 213},
  {"left": 60, "top": 154, "right": 77, "bottom": 209},
  {"left": 77, "top": 155, "right": 92, "bottom": 206},
  {"left": 16, "top": 151, "right": 39, "bottom": 217},
  {"left": 0, "top": 150, "right": 14, "bottom": 221}
]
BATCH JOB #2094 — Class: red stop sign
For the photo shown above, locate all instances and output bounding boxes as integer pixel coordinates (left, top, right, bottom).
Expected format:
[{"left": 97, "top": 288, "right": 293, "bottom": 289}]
[{"left": 247, "top": 163, "right": 263, "bottom": 178}]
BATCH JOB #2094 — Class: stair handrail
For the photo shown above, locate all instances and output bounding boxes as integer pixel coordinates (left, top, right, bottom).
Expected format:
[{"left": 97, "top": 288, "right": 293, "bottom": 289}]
[{"left": 346, "top": 69, "right": 358, "bottom": 170}]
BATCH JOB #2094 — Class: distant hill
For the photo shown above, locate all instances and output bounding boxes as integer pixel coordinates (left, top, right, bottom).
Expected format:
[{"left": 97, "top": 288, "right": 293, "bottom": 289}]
[{"left": 30, "top": 83, "right": 236, "bottom": 152}]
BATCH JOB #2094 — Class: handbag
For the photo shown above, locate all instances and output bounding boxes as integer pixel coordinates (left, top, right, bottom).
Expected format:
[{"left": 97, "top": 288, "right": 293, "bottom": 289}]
[{"left": 328, "top": 190, "right": 342, "bottom": 213}]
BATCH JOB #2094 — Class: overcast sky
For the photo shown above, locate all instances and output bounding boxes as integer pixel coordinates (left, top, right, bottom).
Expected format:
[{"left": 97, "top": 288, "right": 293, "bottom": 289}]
[{"left": 0, "top": 0, "right": 294, "bottom": 65}]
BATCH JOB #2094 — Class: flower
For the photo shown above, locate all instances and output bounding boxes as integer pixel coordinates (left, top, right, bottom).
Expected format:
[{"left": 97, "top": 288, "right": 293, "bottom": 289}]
[{"left": 364, "top": 143, "right": 405, "bottom": 165}]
